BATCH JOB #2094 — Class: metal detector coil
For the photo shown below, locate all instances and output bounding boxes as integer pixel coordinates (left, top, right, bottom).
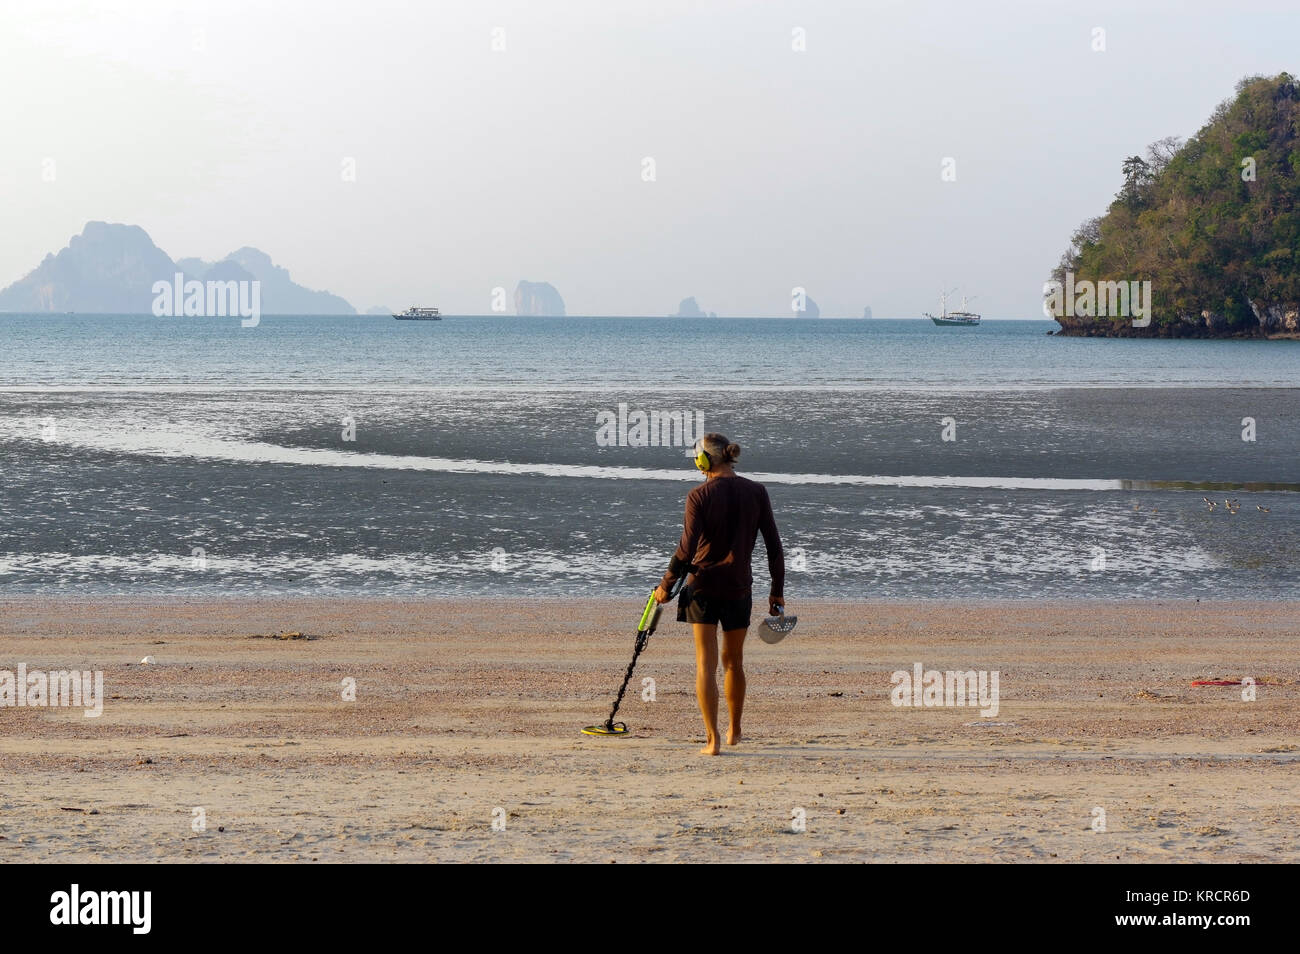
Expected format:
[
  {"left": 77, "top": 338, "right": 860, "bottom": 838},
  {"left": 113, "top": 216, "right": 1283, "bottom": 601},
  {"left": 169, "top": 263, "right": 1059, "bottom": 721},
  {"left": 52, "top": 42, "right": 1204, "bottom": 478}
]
[{"left": 580, "top": 721, "right": 629, "bottom": 736}]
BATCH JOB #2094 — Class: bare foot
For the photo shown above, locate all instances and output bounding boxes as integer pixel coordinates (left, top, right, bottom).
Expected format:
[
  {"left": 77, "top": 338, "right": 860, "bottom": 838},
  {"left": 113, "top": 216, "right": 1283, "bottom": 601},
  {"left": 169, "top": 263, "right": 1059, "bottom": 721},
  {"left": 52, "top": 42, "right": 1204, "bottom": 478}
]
[
  {"left": 699, "top": 739, "right": 720, "bottom": 756},
  {"left": 727, "top": 728, "right": 742, "bottom": 745}
]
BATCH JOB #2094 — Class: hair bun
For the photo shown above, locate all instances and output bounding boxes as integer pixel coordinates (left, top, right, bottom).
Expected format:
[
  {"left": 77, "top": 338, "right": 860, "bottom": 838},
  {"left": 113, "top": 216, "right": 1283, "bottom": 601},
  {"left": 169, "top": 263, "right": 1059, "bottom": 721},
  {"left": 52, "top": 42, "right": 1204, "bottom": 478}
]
[{"left": 725, "top": 442, "right": 741, "bottom": 461}]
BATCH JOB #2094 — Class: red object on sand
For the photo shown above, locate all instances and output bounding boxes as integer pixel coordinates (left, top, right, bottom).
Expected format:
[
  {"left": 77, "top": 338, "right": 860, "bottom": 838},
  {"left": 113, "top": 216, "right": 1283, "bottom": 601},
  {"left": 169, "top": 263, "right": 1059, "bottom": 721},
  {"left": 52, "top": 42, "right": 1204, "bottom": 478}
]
[{"left": 1190, "top": 679, "right": 1242, "bottom": 686}]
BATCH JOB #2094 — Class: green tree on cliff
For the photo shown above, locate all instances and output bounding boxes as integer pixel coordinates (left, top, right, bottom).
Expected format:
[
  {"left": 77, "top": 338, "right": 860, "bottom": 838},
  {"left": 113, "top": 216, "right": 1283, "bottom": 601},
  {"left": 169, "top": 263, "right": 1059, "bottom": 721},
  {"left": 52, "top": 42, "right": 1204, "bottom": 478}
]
[{"left": 1051, "top": 73, "right": 1300, "bottom": 336}]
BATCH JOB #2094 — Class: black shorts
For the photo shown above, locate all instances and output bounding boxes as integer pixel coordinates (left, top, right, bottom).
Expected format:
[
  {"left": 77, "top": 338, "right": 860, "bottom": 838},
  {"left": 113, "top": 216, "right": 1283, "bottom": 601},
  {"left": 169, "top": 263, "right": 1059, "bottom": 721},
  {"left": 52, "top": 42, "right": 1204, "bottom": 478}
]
[{"left": 676, "top": 586, "right": 752, "bottom": 631}]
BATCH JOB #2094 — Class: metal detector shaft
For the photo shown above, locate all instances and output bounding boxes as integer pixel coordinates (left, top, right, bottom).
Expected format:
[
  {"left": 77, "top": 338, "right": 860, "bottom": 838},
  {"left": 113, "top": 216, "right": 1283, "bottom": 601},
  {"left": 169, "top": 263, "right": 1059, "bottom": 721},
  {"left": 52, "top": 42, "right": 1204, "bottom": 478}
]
[
  {"left": 602, "top": 591, "right": 661, "bottom": 729},
  {"left": 601, "top": 576, "right": 684, "bottom": 730}
]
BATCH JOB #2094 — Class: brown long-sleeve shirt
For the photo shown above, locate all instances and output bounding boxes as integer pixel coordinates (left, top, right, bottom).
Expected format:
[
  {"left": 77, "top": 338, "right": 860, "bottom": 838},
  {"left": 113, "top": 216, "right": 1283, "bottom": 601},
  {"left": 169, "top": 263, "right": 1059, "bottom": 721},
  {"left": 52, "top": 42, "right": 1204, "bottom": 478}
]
[{"left": 659, "top": 475, "right": 785, "bottom": 600}]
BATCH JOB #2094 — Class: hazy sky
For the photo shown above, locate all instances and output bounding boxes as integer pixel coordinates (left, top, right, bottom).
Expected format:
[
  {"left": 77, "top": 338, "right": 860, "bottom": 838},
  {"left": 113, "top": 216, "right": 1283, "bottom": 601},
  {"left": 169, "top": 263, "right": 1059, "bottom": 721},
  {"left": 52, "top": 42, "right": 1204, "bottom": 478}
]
[{"left": 2, "top": 0, "right": 1296, "bottom": 316}]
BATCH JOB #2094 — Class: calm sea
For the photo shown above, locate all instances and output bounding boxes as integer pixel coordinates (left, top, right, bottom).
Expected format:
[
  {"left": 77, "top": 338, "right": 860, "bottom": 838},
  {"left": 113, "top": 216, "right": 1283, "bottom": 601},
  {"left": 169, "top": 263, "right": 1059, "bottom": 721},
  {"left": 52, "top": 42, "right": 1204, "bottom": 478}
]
[
  {"left": 2, "top": 314, "right": 1297, "bottom": 389},
  {"left": 1, "top": 315, "right": 1297, "bottom": 600}
]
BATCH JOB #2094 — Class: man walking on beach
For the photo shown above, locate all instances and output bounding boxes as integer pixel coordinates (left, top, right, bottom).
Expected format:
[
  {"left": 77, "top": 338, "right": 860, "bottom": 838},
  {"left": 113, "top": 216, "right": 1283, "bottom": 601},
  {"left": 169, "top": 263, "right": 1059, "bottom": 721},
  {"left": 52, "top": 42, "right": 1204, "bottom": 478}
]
[{"left": 654, "top": 433, "right": 787, "bottom": 755}]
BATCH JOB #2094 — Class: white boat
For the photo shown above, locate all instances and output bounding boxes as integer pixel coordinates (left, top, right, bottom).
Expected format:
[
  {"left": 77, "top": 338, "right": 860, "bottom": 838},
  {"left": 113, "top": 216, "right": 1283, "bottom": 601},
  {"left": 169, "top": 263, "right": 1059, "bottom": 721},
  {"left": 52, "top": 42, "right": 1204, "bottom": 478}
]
[{"left": 393, "top": 306, "right": 441, "bottom": 321}]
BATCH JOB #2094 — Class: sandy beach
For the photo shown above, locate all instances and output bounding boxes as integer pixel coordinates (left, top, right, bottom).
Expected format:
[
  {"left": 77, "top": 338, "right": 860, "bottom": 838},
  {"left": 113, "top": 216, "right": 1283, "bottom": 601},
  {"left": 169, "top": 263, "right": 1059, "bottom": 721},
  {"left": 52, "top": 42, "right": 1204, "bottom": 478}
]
[{"left": 0, "top": 597, "right": 1296, "bottom": 863}]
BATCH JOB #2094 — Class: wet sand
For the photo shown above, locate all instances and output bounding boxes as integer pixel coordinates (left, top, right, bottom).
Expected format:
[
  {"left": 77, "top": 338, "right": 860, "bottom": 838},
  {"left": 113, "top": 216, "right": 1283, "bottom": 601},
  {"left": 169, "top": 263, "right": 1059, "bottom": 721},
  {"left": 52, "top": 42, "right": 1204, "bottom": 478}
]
[{"left": 0, "top": 597, "right": 1296, "bottom": 862}]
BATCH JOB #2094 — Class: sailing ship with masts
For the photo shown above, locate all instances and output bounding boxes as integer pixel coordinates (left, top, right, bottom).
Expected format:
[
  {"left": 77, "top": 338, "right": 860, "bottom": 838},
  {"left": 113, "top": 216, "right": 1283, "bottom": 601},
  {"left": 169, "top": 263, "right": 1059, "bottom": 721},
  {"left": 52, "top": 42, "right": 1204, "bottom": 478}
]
[{"left": 925, "top": 290, "right": 980, "bottom": 326}]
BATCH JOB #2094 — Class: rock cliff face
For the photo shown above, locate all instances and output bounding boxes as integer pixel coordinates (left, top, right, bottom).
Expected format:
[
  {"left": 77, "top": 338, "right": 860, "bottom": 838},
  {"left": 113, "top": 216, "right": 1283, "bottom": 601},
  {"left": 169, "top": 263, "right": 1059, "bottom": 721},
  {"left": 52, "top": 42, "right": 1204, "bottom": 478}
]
[
  {"left": 1053, "top": 304, "right": 1300, "bottom": 338},
  {"left": 0, "top": 222, "right": 175, "bottom": 313},
  {"left": 674, "top": 296, "right": 706, "bottom": 317},
  {"left": 797, "top": 295, "right": 821, "bottom": 318},
  {"left": 219, "top": 247, "right": 354, "bottom": 314},
  {"left": 0, "top": 222, "right": 356, "bottom": 314},
  {"left": 513, "top": 281, "right": 565, "bottom": 316},
  {"left": 1249, "top": 302, "right": 1300, "bottom": 335}
]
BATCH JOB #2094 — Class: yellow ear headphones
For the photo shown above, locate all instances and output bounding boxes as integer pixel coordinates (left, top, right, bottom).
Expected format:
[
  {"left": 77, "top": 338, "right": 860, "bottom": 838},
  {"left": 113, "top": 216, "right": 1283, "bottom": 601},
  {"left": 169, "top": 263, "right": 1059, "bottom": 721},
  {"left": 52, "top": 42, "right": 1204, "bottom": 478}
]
[{"left": 693, "top": 445, "right": 712, "bottom": 473}]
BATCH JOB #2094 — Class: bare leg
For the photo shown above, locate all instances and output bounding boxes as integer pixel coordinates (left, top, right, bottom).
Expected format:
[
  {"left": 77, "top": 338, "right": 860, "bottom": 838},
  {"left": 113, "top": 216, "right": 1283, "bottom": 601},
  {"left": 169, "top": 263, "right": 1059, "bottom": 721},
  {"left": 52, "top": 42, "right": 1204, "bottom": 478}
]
[
  {"left": 692, "top": 623, "right": 720, "bottom": 755},
  {"left": 721, "top": 627, "right": 747, "bottom": 744}
]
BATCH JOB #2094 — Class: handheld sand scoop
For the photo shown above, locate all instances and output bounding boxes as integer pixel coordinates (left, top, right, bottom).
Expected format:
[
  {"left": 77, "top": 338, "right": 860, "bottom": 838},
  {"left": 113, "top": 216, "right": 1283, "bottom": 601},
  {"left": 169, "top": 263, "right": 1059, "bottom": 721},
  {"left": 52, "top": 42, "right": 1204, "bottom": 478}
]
[
  {"left": 757, "top": 604, "right": 798, "bottom": 644},
  {"left": 582, "top": 577, "right": 684, "bottom": 737}
]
